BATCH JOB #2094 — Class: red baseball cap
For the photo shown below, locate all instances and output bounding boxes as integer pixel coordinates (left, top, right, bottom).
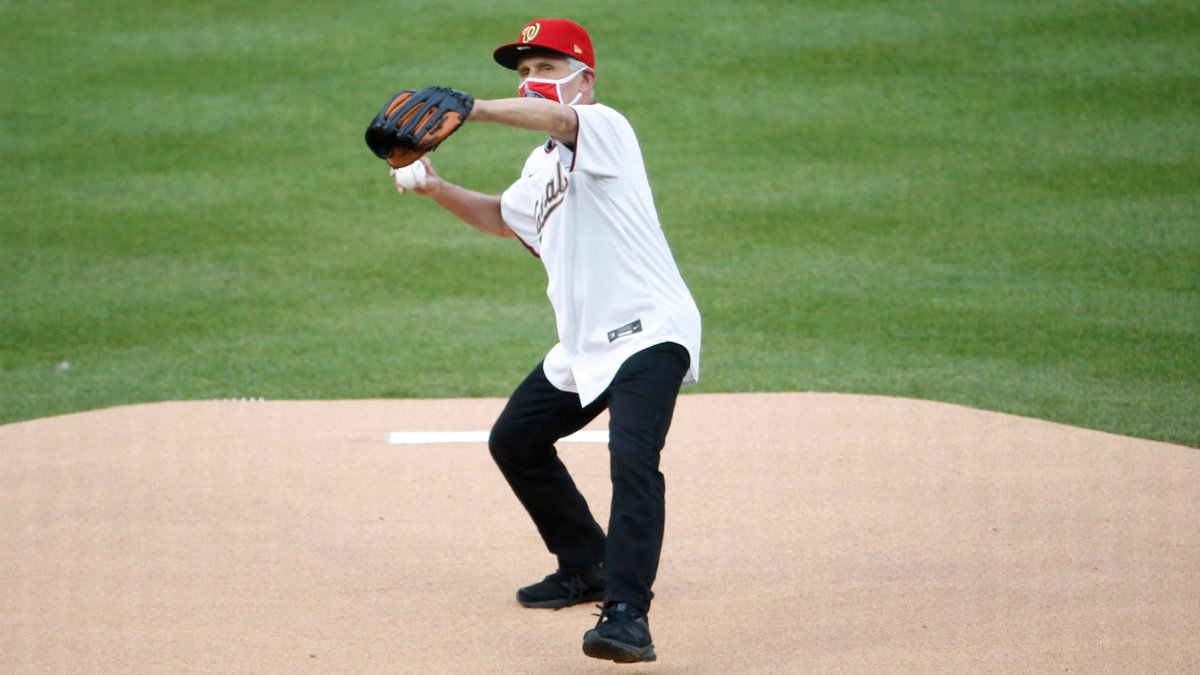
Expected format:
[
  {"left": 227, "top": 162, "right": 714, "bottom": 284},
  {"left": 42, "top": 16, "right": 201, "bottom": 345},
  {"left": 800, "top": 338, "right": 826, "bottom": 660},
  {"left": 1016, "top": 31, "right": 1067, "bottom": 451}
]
[{"left": 493, "top": 18, "right": 595, "bottom": 70}]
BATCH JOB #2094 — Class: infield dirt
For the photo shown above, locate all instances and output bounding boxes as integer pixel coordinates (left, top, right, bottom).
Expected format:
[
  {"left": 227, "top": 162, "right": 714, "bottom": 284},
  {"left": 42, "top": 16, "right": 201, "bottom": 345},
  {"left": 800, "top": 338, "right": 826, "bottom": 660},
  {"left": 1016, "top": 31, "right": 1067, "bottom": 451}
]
[{"left": 2, "top": 393, "right": 1197, "bottom": 673}]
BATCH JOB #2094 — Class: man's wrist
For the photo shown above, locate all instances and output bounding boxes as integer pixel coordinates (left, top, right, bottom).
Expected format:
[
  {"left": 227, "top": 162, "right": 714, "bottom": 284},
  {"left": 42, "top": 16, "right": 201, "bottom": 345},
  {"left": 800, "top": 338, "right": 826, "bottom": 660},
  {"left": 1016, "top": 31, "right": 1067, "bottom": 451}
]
[{"left": 467, "top": 99, "right": 489, "bottom": 122}]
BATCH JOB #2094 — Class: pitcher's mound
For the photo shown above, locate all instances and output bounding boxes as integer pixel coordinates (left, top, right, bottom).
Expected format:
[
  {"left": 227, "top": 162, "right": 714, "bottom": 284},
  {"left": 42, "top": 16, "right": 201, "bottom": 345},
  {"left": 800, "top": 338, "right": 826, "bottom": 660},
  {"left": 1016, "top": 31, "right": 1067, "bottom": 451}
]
[{"left": 2, "top": 393, "right": 1197, "bottom": 673}]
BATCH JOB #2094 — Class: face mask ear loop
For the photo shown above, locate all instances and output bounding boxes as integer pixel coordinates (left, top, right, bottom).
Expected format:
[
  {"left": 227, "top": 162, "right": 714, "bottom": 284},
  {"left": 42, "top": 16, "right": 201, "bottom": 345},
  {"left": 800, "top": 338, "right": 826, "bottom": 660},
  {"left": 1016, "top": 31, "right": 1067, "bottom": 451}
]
[{"left": 564, "top": 67, "right": 590, "bottom": 106}]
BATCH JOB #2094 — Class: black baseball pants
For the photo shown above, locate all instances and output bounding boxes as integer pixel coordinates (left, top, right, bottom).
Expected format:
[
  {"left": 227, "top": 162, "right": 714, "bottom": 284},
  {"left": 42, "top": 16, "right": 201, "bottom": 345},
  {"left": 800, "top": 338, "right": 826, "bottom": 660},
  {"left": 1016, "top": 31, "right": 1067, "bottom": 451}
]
[{"left": 488, "top": 341, "right": 690, "bottom": 613}]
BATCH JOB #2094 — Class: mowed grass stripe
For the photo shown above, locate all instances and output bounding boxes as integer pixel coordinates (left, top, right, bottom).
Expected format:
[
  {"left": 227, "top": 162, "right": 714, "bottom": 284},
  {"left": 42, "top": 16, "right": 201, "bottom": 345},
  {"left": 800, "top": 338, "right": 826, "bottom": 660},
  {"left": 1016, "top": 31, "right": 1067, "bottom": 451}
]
[{"left": 2, "top": 1, "right": 1197, "bottom": 444}]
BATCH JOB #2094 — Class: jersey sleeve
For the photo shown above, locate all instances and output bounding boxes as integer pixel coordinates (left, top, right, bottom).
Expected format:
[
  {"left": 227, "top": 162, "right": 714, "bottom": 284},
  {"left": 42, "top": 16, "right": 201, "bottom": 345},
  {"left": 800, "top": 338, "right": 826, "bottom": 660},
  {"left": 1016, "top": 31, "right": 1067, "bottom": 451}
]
[
  {"left": 500, "top": 156, "right": 543, "bottom": 257},
  {"left": 567, "top": 104, "right": 638, "bottom": 180}
]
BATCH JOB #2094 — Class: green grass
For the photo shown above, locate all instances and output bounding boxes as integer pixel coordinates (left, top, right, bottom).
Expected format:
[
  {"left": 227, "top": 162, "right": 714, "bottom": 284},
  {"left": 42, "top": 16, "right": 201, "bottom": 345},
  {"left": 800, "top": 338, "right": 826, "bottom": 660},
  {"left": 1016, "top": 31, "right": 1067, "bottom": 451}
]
[{"left": 2, "top": 0, "right": 1198, "bottom": 446}]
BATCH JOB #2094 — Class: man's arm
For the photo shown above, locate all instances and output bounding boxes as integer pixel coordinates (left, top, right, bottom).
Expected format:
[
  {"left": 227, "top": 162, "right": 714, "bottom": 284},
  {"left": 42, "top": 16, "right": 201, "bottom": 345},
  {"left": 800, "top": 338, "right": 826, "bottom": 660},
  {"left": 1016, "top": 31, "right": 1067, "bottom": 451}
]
[
  {"left": 410, "top": 158, "right": 513, "bottom": 238},
  {"left": 469, "top": 98, "right": 579, "bottom": 146}
]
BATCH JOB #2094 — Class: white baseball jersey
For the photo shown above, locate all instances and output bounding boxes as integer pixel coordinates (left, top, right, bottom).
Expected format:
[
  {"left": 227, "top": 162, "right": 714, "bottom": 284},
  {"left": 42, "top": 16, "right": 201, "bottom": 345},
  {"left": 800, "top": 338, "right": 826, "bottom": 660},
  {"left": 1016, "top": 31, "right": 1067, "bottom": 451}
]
[{"left": 500, "top": 103, "right": 702, "bottom": 406}]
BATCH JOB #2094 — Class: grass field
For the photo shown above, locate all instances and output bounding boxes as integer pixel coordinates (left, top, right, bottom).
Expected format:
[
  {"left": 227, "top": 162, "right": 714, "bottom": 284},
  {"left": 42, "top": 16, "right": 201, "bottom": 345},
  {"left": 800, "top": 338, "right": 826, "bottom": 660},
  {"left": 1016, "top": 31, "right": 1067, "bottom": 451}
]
[{"left": 2, "top": 1, "right": 1198, "bottom": 446}]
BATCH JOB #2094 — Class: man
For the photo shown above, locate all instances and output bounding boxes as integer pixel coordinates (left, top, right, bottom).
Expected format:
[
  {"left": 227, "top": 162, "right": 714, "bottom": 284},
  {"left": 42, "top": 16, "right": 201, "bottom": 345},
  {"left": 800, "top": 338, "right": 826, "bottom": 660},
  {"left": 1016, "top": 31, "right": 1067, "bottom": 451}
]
[{"left": 392, "top": 18, "right": 701, "bottom": 664}]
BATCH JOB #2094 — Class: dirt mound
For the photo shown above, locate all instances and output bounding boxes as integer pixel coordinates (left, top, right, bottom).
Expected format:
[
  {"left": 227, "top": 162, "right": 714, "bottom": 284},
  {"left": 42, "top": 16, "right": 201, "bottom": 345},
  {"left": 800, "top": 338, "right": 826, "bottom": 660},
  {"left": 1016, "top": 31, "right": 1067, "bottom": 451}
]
[{"left": 2, "top": 394, "right": 1196, "bottom": 673}]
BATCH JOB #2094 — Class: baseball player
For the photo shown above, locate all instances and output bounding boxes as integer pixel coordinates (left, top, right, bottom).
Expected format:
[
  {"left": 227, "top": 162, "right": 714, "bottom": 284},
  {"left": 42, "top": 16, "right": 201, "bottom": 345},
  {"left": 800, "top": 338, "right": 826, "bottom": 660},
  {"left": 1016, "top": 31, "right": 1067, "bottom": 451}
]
[{"left": 382, "top": 18, "right": 701, "bottom": 663}]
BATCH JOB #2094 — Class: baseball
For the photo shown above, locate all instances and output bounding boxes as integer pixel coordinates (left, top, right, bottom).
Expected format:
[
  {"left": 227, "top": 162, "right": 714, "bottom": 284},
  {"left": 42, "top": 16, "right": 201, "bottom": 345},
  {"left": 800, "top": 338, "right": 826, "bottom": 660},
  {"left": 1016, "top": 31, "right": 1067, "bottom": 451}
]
[{"left": 391, "top": 161, "right": 427, "bottom": 191}]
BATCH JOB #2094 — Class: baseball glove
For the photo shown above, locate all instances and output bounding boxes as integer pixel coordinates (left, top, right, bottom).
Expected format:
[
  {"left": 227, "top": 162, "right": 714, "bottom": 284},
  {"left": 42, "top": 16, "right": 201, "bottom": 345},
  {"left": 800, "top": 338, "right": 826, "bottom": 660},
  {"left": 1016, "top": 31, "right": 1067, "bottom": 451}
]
[{"left": 364, "top": 86, "right": 475, "bottom": 168}]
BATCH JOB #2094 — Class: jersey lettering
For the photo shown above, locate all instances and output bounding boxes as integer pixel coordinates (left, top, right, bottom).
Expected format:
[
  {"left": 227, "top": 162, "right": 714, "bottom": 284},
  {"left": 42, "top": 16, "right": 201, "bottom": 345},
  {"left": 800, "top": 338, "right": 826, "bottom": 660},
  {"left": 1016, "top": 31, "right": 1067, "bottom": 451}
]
[{"left": 533, "top": 161, "right": 569, "bottom": 234}]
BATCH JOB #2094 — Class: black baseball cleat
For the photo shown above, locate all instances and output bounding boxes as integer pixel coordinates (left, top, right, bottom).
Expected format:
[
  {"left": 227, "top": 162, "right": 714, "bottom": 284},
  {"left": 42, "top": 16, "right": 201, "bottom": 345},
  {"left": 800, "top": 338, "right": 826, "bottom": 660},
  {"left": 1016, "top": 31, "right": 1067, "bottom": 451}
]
[
  {"left": 516, "top": 565, "right": 606, "bottom": 609},
  {"left": 582, "top": 602, "right": 657, "bottom": 663}
]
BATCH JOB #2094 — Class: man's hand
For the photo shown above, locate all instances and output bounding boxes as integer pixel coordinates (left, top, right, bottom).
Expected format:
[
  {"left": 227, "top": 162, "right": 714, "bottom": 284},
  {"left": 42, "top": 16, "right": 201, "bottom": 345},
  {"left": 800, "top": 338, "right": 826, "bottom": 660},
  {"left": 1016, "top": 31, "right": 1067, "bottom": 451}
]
[{"left": 391, "top": 157, "right": 443, "bottom": 196}]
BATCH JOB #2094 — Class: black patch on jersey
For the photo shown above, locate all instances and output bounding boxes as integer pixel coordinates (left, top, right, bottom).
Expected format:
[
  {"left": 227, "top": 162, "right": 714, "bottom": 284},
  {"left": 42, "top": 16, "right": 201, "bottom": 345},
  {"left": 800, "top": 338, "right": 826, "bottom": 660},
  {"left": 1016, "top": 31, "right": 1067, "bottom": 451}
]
[{"left": 607, "top": 319, "right": 643, "bottom": 343}]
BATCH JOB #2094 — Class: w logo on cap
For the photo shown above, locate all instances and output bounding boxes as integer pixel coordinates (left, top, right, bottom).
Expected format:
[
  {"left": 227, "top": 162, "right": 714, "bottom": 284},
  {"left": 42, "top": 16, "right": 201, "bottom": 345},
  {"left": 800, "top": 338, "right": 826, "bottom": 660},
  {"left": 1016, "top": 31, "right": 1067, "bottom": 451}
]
[{"left": 495, "top": 18, "right": 595, "bottom": 70}]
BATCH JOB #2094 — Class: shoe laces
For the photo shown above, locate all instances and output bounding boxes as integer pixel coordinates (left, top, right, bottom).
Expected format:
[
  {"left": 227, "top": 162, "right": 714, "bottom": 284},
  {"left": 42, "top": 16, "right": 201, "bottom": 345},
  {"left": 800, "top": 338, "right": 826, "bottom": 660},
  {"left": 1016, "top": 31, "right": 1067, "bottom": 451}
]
[
  {"left": 592, "top": 602, "right": 642, "bottom": 625},
  {"left": 546, "top": 569, "right": 597, "bottom": 601},
  {"left": 562, "top": 573, "right": 591, "bottom": 599}
]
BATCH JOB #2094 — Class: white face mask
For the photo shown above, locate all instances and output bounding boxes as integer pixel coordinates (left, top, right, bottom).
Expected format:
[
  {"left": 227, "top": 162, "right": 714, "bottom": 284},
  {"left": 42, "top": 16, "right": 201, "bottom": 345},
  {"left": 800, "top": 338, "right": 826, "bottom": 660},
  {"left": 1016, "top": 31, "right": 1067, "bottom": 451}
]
[{"left": 518, "top": 66, "right": 588, "bottom": 105}]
